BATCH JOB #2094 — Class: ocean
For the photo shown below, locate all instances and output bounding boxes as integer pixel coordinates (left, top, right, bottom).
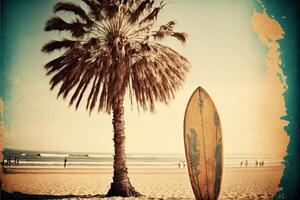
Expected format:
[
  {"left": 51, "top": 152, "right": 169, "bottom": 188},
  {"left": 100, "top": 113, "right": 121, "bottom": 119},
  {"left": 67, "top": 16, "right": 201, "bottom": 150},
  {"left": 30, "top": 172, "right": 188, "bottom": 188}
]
[{"left": 2, "top": 149, "right": 284, "bottom": 169}]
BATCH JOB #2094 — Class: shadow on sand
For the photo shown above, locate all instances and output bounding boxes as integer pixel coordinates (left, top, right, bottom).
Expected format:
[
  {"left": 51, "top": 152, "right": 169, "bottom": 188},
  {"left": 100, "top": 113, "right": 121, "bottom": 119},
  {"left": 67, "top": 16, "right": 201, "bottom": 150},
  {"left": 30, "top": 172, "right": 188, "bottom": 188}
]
[{"left": 1, "top": 190, "right": 106, "bottom": 199}]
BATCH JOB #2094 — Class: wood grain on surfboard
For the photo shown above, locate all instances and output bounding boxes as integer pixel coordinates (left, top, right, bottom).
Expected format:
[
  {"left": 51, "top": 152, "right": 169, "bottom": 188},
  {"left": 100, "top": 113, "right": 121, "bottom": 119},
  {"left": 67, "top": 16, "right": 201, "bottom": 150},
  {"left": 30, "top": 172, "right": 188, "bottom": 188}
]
[{"left": 184, "top": 87, "right": 223, "bottom": 200}]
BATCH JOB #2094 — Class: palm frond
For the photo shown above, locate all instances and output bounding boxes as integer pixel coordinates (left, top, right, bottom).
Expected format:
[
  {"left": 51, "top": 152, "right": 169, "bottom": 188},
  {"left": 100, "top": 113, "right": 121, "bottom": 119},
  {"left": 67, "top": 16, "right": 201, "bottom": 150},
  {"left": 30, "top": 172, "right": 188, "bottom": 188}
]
[
  {"left": 130, "top": 43, "right": 190, "bottom": 112},
  {"left": 86, "top": 75, "right": 99, "bottom": 110},
  {"left": 69, "top": 67, "right": 95, "bottom": 108},
  {"left": 86, "top": 57, "right": 108, "bottom": 112},
  {"left": 129, "top": 0, "right": 154, "bottom": 23},
  {"left": 139, "top": 1, "right": 166, "bottom": 24},
  {"left": 95, "top": 0, "right": 106, "bottom": 3},
  {"left": 152, "top": 21, "right": 187, "bottom": 44},
  {"left": 98, "top": 83, "right": 107, "bottom": 112},
  {"left": 49, "top": 63, "right": 75, "bottom": 90},
  {"left": 42, "top": 39, "right": 77, "bottom": 53},
  {"left": 62, "top": 78, "right": 81, "bottom": 99},
  {"left": 152, "top": 20, "right": 175, "bottom": 39},
  {"left": 82, "top": 0, "right": 112, "bottom": 21},
  {"left": 165, "top": 20, "right": 176, "bottom": 28},
  {"left": 172, "top": 32, "right": 187, "bottom": 44},
  {"left": 141, "top": 43, "right": 151, "bottom": 52},
  {"left": 54, "top": 2, "right": 91, "bottom": 22},
  {"left": 88, "top": 75, "right": 102, "bottom": 112},
  {"left": 44, "top": 56, "right": 65, "bottom": 71},
  {"left": 106, "top": 4, "right": 119, "bottom": 18},
  {"left": 58, "top": 76, "right": 79, "bottom": 99},
  {"left": 69, "top": 78, "right": 86, "bottom": 106},
  {"left": 44, "top": 17, "right": 67, "bottom": 31},
  {"left": 45, "top": 17, "right": 86, "bottom": 38},
  {"left": 81, "top": 0, "right": 99, "bottom": 13},
  {"left": 75, "top": 79, "right": 91, "bottom": 109},
  {"left": 57, "top": 60, "right": 89, "bottom": 99}
]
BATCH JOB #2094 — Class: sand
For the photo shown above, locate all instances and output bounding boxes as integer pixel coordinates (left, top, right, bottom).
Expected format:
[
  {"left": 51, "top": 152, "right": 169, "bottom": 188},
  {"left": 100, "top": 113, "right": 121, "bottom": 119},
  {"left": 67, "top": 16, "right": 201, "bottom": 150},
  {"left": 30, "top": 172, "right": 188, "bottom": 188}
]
[{"left": 2, "top": 166, "right": 283, "bottom": 199}]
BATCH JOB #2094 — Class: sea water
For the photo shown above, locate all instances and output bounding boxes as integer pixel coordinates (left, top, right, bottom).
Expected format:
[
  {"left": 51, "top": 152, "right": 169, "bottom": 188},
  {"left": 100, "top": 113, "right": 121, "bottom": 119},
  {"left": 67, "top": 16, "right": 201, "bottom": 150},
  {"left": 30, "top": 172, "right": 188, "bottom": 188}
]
[{"left": 2, "top": 149, "right": 284, "bottom": 169}]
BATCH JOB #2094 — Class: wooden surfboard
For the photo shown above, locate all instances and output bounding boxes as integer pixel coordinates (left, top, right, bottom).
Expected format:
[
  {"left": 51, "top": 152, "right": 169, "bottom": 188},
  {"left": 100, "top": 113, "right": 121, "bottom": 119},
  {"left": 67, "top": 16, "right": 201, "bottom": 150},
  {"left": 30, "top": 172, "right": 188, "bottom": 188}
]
[{"left": 184, "top": 87, "right": 223, "bottom": 200}]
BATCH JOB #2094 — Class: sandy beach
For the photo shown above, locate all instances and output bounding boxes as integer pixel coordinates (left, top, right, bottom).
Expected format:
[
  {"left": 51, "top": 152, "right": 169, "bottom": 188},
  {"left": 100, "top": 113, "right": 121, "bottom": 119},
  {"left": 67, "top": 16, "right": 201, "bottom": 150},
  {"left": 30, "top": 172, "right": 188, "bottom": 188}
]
[{"left": 2, "top": 166, "right": 283, "bottom": 199}]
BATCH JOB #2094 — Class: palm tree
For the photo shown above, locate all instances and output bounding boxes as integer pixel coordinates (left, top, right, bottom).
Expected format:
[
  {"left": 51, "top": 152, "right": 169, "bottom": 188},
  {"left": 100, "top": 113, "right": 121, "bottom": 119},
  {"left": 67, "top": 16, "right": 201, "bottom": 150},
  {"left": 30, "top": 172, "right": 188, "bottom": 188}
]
[{"left": 42, "top": 0, "right": 190, "bottom": 197}]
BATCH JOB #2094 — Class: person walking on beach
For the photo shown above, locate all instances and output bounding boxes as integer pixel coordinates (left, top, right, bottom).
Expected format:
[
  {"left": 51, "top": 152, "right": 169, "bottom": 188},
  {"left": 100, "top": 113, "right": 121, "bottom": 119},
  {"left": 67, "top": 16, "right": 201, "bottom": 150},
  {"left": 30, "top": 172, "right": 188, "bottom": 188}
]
[
  {"left": 14, "top": 156, "right": 18, "bottom": 165},
  {"left": 262, "top": 160, "right": 264, "bottom": 167},
  {"left": 245, "top": 160, "right": 248, "bottom": 167},
  {"left": 1, "top": 156, "right": 7, "bottom": 174},
  {"left": 256, "top": 160, "right": 258, "bottom": 167},
  {"left": 64, "top": 158, "right": 67, "bottom": 168},
  {"left": 240, "top": 161, "right": 243, "bottom": 167},
  {"left": 1, "top": 153, "right": 5, "bottom": 173}
]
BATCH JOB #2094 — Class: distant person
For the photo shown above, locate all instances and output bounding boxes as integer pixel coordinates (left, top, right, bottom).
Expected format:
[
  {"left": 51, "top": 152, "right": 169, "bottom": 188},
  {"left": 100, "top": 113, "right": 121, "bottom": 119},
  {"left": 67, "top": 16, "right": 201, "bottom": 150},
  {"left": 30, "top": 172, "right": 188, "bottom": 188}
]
[
  {"left": 259, "top": 161, "right": 262, "bottom": 167},
  {"left": 182, "top": 160, "right": 186, "bottom": 168},
  {"left": 245, "top": 160, "right": 248, "bottom": 167},
  {"left": 262, "top": 160, "right": 264, "bottom": 167},
  {"left": 64, "top": 158, "right": 67, "bottom": 168},
  {"left": 240, "top": 161, "right": 243, "bottom": 167},
  {"left": 178, "top": 161, "right": 180, "bottom": 168},
  {"left": 1, "top": 156, "right": 7, "bottom": 174},
  {"left": 256, "top": 160, "right": 258, "bottom": 167},
  {"left": 8, "top": 156, "right": 11, "bottom": 166},
  {"left": 1, "top": 151, "right": 4, "bottom": 164},
  {"left": 1, "top": 155, "right": 4, "bottom": 171}
]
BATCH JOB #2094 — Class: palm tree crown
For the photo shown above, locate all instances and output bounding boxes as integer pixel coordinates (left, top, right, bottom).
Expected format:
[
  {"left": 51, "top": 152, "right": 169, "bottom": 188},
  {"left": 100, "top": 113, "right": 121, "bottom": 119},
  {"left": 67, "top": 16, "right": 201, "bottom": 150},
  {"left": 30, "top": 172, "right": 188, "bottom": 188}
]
[{"left": 42, "top": 0, "right": 190, "bottom": 113}]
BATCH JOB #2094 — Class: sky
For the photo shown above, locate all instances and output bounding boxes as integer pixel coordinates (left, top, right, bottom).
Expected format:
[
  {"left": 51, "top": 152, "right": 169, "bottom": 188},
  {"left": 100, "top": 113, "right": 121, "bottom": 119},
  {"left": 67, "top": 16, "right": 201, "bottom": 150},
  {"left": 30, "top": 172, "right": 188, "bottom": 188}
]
[{"left": 0, "top": 0, "right": 289, "bottom": 156}]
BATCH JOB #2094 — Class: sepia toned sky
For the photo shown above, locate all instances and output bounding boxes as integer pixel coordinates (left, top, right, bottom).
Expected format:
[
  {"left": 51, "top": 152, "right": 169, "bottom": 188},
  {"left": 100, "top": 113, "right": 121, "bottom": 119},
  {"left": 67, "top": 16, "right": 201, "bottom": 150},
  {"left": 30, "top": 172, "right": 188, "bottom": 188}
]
[{"left": 0, "top": 0, "right": 289, "bottom": 156}]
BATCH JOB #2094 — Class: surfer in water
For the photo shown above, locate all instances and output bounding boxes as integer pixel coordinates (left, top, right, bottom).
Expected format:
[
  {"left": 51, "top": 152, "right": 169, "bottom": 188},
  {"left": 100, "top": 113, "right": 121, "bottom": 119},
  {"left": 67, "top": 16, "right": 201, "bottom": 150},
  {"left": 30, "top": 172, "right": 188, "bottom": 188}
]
[{"left": 64, "top": 158, "right": 67, "bottom": 168}]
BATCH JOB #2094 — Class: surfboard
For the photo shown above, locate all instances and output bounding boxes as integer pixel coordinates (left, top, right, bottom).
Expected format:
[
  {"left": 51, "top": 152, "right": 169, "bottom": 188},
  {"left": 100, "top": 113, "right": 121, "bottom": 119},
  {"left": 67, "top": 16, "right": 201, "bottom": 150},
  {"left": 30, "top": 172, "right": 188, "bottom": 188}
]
[{"left": 184, "top": 87, "right": 223, "bottom": 200}]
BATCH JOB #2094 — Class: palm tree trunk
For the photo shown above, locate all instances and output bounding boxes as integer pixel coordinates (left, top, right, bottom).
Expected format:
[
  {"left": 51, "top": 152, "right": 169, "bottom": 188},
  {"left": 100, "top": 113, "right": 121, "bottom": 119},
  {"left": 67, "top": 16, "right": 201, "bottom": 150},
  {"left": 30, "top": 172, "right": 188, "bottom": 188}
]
[{"left": 106, "top": 96, "right": 141, "bottom": 197}]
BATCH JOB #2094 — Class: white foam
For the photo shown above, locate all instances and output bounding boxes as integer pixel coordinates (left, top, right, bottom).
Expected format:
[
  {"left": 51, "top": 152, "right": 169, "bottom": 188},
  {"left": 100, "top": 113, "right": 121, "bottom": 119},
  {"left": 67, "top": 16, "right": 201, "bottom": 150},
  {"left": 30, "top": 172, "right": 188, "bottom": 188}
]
[
  {"left": 88, "top": 154, "right": 112, "bottom": 158},
  {"left": 18, "top": 161, "right": 179, "bottom": 166},
  {"left": 39, "top": 153, "right": 69, "bottom": 157}
]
